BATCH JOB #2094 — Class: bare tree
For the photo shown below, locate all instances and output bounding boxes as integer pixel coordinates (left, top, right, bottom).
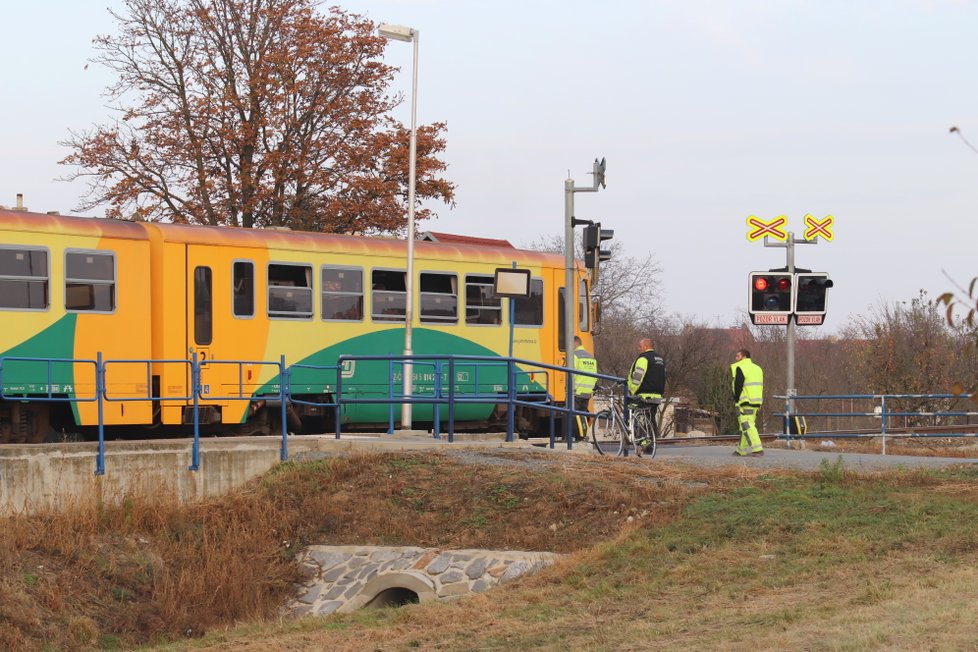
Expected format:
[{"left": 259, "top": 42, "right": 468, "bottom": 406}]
[
  {"left": 523, "top": 236, "right": 661, "bottom": 317},
  {"left": 522, "top": 234, "right": 663, "bottom": 377},
  {"left": 60, "top": 0, "right": 455, "bottom": 232},
  {"left": 940, "top": 125, "right": 978, "bottom": 394},
  {"left": 654, "top": 320, "right": 740, "bottom": 435},
  {"left": 840, "top": 292, "right": 978, "bottom": 422}
]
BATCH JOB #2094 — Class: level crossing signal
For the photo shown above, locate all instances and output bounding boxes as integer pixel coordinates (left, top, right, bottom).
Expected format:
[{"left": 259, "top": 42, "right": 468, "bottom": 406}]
[
  {"left": 794, "top": 273, "right": 833, "bottom": 325},
  {"left": 748, "top": 272, "right": 793, "bottom": 324},
  {"left": 583, "top": 223, "right": 614, "bottom": 269},
  {"left": 748, "top": 271, "right": 833, "bottom": 325}
]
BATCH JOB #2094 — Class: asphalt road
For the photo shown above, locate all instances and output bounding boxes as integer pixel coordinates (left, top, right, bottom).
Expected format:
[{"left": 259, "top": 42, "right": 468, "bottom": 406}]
[{"left": 652, "top": 444, "right": 978, "bottom": 471}]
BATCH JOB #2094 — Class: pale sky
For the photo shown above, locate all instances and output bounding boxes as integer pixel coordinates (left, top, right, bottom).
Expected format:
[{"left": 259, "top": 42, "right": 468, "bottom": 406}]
[{"left": 3, "top": 0, "right": 978, "bottom": 332}]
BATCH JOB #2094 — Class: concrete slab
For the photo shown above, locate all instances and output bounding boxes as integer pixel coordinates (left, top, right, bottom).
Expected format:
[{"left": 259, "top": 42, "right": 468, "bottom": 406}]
[{"left": 4, "top": 433, "right": 976, "bottom": 516}]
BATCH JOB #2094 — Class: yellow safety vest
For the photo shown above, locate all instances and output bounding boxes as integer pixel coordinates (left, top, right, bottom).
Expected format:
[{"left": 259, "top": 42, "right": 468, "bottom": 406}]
[
  {"left": 731, "top": 358, "right": 764, "bottom": 405},
  {"left": 573, "top": 346, "right": 598, "bottom": 397}
]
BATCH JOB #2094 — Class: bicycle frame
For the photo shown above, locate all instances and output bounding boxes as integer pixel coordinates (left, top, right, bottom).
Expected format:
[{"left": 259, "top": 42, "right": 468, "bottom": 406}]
[{"left": 590, "top": 385, "right": 659, "bottom": 458}]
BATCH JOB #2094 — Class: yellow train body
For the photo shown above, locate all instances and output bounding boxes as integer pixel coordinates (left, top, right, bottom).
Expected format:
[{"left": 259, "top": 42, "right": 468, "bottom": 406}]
[{"left": 0, "top": 209, "right": 594, "bottom": 441}]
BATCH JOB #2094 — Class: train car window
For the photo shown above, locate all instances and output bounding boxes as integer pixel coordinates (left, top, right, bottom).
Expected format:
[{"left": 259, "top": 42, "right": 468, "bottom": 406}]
[
  {"left": 267, "top": 263, "right": 313, "bottom": 319},
  {"left": 420, "top": 273, "right": 458, "bottom": 324},
  {"left": 194, "top": 266, "right": 213, "bottom": 345},
  {"left": 0, "top": 247, "right": 49, "bottom": 310},
  {"left": 232, "top": 261, "right": 254, "bottom": 317},
  {"left": 322, "top": 266, "right": 363, "bottom": 321},
  {"left": 371, "top": 269, "right": 406, "bottom": 322},
  {"left": 513, "top": 278, "right": 544, "bottom": 327},
  {"left": 65, "top": 250, "right": 115, "bottom": 312},
  {"left": 579, "top": 278, "right": 590, "bottom": 332},
  {"left": 465, "top": 274, "right": 501, "bottom": 326}
]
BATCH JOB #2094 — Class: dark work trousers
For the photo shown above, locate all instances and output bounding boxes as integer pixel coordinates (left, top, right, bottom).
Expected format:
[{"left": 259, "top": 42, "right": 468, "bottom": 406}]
[{"left": 574, "top": 395, "right": 592, "bottom": 441}]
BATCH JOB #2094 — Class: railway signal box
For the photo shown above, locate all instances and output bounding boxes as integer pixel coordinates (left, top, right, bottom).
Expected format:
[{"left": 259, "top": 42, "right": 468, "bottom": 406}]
[
  {"left": 748, "top": 271, "right": 833, "bottom": 325},
  {"left": 583, "top": 223, "right": 614, "bottom": 269},
  {"left": 748, "top": 272, "right": 793, "bottom": 325},
  {"left": 794, "top": 272, "right": 833, "bottom": 325}
]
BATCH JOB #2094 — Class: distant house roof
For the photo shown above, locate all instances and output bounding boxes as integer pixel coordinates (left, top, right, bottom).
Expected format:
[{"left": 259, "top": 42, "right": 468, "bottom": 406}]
[{"left": 420, "top": 231, "right": 515, "bottom": 248}]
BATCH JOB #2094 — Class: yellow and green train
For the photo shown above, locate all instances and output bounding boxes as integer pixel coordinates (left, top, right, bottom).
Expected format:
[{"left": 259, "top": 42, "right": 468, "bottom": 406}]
[{"left": 0, "top": 209, "right": 594, "bottom": 442}]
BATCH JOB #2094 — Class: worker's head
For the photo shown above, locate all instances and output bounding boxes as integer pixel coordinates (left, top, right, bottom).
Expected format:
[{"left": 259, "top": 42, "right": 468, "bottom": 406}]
[
  {"left": 735, "top": 349, "right": 751, "bottom": 361},
  {"left": 639, "top": 337, "right": 653, "bottom": 352},
  {"left": 573, "top": 335, "right": 582, "bottom": 347}
]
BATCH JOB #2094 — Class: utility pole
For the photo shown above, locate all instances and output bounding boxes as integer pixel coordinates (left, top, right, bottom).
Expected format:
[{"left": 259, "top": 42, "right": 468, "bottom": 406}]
[
  {"left": 762, "top": 232, "right": 814, "bottom": 418},
  {"left": 563, "top": 158, "right": 606, "bottom": 443}
]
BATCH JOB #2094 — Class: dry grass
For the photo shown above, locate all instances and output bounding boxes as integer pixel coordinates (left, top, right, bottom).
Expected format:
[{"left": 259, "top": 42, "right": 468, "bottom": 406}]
[
  {"left": 797, "top": 435, "right": 978, "bottom": 457},
  {"left": 4, "top": 447, "right": 978, "bottom": 651},
  {"left": 0, "top": 450, "right": 712, "bottom": 650}
]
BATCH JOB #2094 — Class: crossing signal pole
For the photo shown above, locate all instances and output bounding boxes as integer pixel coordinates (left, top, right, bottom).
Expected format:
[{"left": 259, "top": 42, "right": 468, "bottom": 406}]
[
  {"left": 564, "top": 158, "right": 606, "bottom": 446},
  {"left": 764, "top": 232, "right": 813, "bottom": 422},
  {"left": 746, "top": 214, "right": 835, "bottom": 433}
]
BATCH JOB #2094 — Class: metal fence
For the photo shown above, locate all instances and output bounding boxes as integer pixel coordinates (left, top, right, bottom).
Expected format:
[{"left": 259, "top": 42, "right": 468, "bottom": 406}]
[
  {"left": 776, "top": 392, "right": 978, "bottom": 454},
  {"left": 1, "top": 353, "right": 624, "bottom": 475}
]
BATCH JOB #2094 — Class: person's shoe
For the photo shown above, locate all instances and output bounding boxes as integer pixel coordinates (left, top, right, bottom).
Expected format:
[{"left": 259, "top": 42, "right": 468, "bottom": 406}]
[
  {"left": 732, "top": 449, "right": 747, "bottom": 456},
  {"left": 749, "top": 450, "right": 765, "bottom": 456}
]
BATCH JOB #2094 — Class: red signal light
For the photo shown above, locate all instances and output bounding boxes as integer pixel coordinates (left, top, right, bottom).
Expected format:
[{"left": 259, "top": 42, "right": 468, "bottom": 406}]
[
  {"left": 753, "top": 277, "right": 769, "bottom": 292},
  {"left": 776, "top": 277, "right": 791, "bottom": 292}
]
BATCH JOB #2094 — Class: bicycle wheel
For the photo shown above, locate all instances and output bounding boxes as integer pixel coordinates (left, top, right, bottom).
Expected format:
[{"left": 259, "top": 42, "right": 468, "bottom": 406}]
[
  {"left": 590, "top": 409, "right": 626, "bottom": 456},
  {"left": 632, "top": 409, "right": 657, "bottom": 459}
]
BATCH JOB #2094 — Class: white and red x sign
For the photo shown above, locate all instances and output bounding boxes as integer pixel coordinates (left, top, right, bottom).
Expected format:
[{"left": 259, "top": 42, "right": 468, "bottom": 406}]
[
  {"left": 803, "top": 214, "right": 834, "bottom": 241},
  {"left": 746, "top": 215, "right": 788, "bottom": 242}
]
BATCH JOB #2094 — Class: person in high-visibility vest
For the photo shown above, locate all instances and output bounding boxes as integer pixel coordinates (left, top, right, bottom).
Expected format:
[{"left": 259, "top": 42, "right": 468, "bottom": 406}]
[
  {"left": 572, "top": 336, "right": 598, "bottom": 441},
  {"left": 731, "top": 349, "right": 764, "bottom": 456},
  {"left": 627, "top": 338, "right": 666, "bottom": 453}
]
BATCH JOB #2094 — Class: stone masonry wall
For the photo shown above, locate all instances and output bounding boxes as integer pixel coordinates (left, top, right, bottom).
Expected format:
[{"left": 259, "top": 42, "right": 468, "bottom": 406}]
[{"left": 289, "top": 545, "right": 560, "bottom": 616}]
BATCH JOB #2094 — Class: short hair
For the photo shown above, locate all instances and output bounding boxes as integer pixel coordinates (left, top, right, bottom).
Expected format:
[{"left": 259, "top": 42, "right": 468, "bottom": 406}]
[
  {"left": 639, "top": 337, "right": 653, "bottom": 350},
  {"left": 573, "top": 335, "right": 582, "bottom": 345},
  {"left": 737, "top": 349, "right": 752, "bottom": 359}
]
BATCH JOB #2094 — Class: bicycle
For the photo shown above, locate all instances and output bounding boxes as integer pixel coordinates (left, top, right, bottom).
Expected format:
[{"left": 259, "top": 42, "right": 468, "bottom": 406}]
[{"left": 589, "top": 385, "right": 660, "bottom": 458}]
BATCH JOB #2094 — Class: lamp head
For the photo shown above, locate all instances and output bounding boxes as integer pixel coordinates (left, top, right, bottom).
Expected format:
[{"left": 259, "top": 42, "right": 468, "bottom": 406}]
[{"left": 378, "top": 23, "right": 415, "bottom": 42}]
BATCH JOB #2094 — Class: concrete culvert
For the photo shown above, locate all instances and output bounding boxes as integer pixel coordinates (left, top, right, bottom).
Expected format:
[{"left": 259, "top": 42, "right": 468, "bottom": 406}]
[
  {"left": 363, "top": 587, "right": 420, "bottom": 609},
  {"left": 290, "top": 547, "right": 559, "bottom": 616}
]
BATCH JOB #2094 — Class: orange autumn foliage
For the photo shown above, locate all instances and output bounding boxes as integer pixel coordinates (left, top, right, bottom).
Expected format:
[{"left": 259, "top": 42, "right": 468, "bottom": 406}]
[{"left": 61, "top": 0, "right": 455, "bottom": 233}]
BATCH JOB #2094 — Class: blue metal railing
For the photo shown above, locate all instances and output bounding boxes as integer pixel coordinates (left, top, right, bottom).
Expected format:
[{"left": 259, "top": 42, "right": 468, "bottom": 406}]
[
  {"left": 776, "top": 391, "right": 978, "bottom": 454},
  {"left": 0, "top": 354, "right": 289, "bottom": 475},
  {"left": 1, "top": 351, "right": 622, "bottom": 473},
  {"left": 198, "top": 356, "right": 289, "bottom": 462},
  {"left": 103, "top": 357, "right": 195, "bottom": 471}
]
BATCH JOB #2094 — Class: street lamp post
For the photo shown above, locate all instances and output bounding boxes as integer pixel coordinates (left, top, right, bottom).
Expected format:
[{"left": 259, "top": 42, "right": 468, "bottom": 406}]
[{"left": 378, "top": 23, "right": 419, "bottom": 429}]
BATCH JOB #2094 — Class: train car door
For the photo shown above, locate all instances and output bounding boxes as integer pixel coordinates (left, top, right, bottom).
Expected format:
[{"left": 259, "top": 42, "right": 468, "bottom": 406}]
[
  {"left": 548, "top": 275, "right": 568, "bottom": 404},
  {"left": 187, "top": 250, "right": 268, "bottom": 427},
  {"left": 554, "top": 275, "right": 590, "bottom": 362},
  {"left": 554, "top": 275, "right": 589, "bottom": 404},
  {"left": 557, "top": 285, "right": 568, "bottom": 363},
  {"left": 191, "top": 265, "right": 218, "bottom": 400}
]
